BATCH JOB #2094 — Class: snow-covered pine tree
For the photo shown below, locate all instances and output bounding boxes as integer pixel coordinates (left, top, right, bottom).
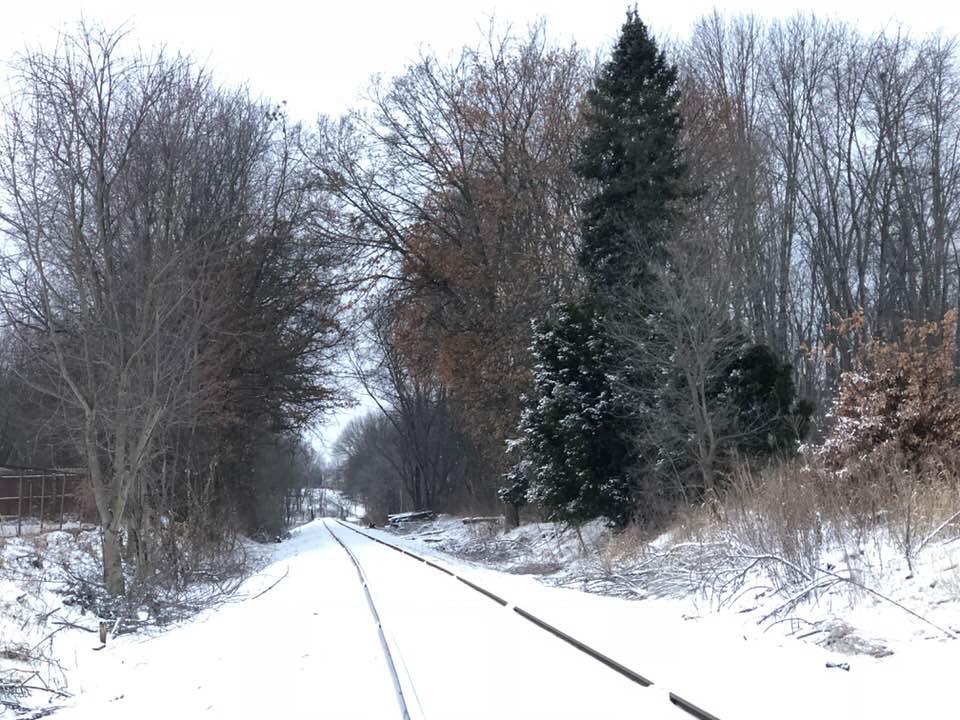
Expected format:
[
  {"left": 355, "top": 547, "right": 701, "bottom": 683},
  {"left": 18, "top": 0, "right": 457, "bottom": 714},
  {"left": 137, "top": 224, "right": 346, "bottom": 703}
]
[{"left": 501, "top": 303, "right": 633, "bottom": 527}]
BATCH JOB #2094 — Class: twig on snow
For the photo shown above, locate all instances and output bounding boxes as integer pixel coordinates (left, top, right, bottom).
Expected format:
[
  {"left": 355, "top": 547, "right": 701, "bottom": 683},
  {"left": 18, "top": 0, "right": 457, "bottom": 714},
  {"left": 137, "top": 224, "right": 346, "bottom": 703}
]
[
  {"left": 759, "top": 578, "right": 840, "bottom": 625},
  {"left": 248, "top": 567, "right": 290, "bottom": 601},
  {"left": 16, "top": 684, "right": 71, "bottom": 699},
  {"left": 49, "top": 620, "right": 96, "bottom": 634},
  {"left": 816, "top": 565, "right": 956, "bottom": 640},
  {"left": 761, "top": 616, "right": 819, "bottom": 634},
  {"left": 737, "top": 553, "right": 812, "bottom": 583}
]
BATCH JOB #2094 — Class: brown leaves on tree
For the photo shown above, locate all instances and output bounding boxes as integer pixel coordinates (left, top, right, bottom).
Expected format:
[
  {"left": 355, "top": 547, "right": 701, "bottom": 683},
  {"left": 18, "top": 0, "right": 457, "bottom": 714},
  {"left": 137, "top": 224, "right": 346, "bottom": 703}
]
[{"left": 823, "top": 310, "right": 960, "bottom": 468}]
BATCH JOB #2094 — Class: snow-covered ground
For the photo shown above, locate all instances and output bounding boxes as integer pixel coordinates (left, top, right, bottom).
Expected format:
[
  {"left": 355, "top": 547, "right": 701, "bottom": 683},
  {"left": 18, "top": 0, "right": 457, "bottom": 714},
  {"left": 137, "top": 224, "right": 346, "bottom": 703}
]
[
  {"left": 380, "top": 515, "right": 960, "bottom": 718},
  {"left": 386, "top": 514, "right": 960, "bottom": 649},
  {"left": 50, "top": 522, "right": 403, "bottom": 719},
  {"left": 3, "top": 521, "right": 681, "bottom": 718},
  {"left": 0, "top": 518, "right": 96, "bottom": 539},
  {"left": 1, "top": 528, "right": 104, "bottom": 714},
  {"left": 3, "top": 515, "right": 957, "bottom": 718}
]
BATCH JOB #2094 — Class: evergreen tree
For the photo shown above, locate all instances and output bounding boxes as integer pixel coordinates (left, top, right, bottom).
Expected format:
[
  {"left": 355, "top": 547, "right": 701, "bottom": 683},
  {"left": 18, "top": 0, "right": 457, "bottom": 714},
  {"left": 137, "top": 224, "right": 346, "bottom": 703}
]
[
  {"left": 576, "top": 9, "right": 686, "bottom": 294},
  {"left": 501, "top": 303, "right": 633, "bottom": 527},
  {"left": 573, "top": 10, "right": 687, "bottom": 518},
  {"left": 718, "top": 344, "right": 813, "bottom": 458},
  {"left": 502, "top": 11, "right": 687, "bottom": 527}
]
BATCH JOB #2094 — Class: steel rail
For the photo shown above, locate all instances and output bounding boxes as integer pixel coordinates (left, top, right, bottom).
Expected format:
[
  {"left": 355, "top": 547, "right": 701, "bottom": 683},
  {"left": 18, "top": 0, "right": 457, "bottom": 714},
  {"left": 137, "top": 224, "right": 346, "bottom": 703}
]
[
  {"left": 324, "top": 521, "right": 412, "bottom": 720},
  {"left": 335, "top": 519, "right": 723, "bottom": 720}
]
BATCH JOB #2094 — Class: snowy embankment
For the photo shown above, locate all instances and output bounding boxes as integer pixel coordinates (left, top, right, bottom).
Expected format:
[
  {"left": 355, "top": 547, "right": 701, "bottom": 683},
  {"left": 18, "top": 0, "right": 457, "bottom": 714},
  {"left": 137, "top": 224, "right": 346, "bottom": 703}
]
[
  {"left": 0, "top": 487, "right": 360, "bottom": 717},
  {"left": 1, "top": 527, "right": 104, "bottom": 715},
  {"left": 2, "top": 522, "right": 400, "bottom": 719},
  {"left": 381, "top": 514, "right": 960, "bottom": 718}
]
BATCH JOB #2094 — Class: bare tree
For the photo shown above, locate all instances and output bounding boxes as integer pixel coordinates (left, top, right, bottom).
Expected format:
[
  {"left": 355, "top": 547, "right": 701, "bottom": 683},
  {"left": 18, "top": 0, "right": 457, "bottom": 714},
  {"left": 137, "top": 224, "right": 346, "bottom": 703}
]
[
  {"left": 311, "top": 22, "right": 591, "bottom": 510},
  {"left": 677, "top": 15, "right": 960, "bottom": 421},
  {"left": 350, "top": 304, "right": 481, "bottom": 513},
  {"left": 0, "top": 26, "right": 346, "bottom": 595}
]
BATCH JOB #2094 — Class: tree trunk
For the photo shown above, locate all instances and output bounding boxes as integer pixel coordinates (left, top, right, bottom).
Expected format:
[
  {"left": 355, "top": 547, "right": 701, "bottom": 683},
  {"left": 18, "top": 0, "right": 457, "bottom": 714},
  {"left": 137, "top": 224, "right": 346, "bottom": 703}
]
[
  {"left": 102, "top": 525, "right": 125, "bottom": 597},
  {"left": 504, "top": 502, "right": 520, "bottom": 529}
]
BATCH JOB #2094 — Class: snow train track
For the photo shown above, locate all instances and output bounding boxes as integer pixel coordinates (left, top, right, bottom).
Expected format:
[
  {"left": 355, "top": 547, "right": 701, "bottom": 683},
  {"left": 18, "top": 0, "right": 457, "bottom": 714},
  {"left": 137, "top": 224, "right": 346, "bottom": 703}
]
[
  {"left": 323, "top": 521, "right": 412, "bottom": 720},
  {"left": 332, "top": 519, "right": 722, "bottom": 720}
]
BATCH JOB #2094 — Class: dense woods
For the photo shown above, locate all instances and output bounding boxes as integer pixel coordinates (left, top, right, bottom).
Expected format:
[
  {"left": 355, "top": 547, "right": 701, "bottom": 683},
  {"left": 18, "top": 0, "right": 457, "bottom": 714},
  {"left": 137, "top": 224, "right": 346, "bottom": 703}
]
[{"left": 3, "top": 9, "right": 960, "bottom": 601}]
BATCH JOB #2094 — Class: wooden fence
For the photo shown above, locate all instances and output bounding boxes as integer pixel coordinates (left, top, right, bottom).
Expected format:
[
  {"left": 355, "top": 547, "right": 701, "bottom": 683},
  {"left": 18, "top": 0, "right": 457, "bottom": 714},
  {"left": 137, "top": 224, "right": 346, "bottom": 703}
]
[{"left": 0, "top": 466, "right": 89, "bottom": 536}]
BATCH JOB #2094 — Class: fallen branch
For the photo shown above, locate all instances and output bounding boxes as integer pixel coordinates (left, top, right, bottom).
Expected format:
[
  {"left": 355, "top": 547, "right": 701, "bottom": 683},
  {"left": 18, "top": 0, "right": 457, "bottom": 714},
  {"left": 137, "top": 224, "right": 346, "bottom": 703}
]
[
  {"left": 50, "top": 620, "right": 96, "bottom": 633},
  {"left": 17, "top": 684, "right": 70, "bottom": 699},
  {"left": 720, "top": 583, "right": 773, "bottom": 611},
  {"left": 736, "top": 553, "right": 812, "bottom": 583},
  {"left": 761, "top": 616, "right": 819, "bottom": 634},
  {"left": 759, "top": 578, "right": 839, "bottom": 625},
  {"left": 607, "top": 573, "right": 647, "bottom": 597},
  {"left": 817, "top": 566, "right": 956, "bottom": 640},
  {"left": 918, "top": 509, "right": 960, "bottom": 553},
  {"left": 248, "top": 567, "right": 290, "bottom": 601}
]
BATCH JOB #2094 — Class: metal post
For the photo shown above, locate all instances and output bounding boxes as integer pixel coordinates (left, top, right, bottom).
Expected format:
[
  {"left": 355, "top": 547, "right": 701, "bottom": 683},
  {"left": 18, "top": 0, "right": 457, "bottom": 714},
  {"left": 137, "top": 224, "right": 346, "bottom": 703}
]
[
  {"left": 16, "top": 473, "right": 22, "bottom": 537},
  {"left": 59, "top": 475, "right": 67, "bottom": 529},
  {"left": 39, "top": 474, "right": 46, "bottom": 533}
]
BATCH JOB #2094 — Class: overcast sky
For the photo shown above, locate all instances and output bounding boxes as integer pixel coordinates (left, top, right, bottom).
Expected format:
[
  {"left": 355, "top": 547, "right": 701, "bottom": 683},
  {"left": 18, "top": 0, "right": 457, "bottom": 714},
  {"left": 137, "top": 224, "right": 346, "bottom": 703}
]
[
  {"left": 3, "top": 0, "right": 958, "bottom": 455},
  {"left": 3, "top": 1, "right": 959, "bottom": 122}
]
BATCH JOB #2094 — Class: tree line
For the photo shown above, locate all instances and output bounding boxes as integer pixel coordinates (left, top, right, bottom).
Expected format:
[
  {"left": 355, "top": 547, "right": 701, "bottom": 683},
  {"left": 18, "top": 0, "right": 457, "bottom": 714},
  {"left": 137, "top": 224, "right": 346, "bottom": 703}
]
[
  {"left": 328, "top": 12, "right": 960, "bottom": 530},
  {"left": 4, "top": 9, "right": 960, "bottom": 598}
]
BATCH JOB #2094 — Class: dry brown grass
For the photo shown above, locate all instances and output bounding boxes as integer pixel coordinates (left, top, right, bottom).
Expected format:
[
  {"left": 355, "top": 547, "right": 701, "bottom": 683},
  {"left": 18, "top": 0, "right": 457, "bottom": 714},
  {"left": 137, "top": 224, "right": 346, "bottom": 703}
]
[{"left": 595, "top": 450, "right": 960, "bottom": 612}]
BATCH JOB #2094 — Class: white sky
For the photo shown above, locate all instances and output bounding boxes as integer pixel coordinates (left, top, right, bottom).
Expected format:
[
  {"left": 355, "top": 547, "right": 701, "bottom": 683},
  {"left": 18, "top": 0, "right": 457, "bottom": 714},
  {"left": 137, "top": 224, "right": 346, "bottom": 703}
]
[
  {"left": 3, "top": 1, "right": 959, "bottom": 122},
  {"left": 3, "top": 0, "right": 959, "bottom": 455}
]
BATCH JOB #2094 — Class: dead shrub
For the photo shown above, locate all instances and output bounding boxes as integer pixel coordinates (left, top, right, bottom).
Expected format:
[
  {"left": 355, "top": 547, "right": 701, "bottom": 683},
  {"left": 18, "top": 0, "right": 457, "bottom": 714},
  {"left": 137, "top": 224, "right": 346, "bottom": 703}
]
[
  {"left": 592, "top": 448, "right": 960, "bottom": 611},
  {"left": 716, "top": 461, "right": 827, "bottom": 580},
  {"left": 823, "top": 310, "right": 960, "bottom": 469}
]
